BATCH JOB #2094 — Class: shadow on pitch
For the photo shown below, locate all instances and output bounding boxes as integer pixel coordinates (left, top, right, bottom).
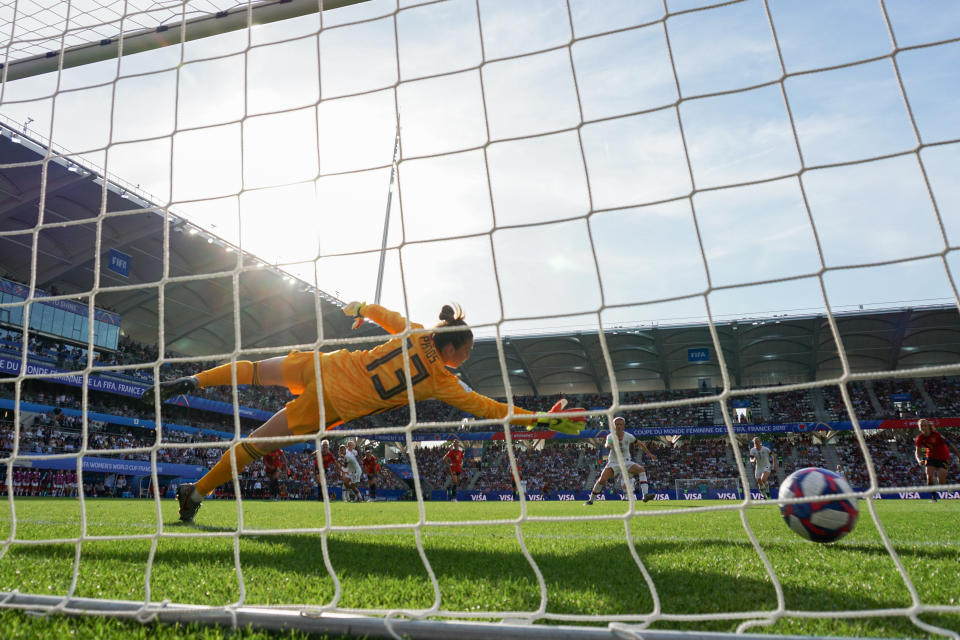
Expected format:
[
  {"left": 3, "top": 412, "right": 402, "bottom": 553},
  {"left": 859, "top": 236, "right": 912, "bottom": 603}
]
[{"left": 231, "top": 534, "right": 911, "bottom": 620}]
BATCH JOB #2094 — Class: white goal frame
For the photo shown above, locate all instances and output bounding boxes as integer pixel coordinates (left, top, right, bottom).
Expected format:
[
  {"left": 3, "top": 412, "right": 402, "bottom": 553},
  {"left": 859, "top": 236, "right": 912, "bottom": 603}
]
[
  {"left": 2, "top": 0, "right": 960, "bottom": 639},
  {"left": 0, "top": 0, "right": 369, "bottom": 82}
]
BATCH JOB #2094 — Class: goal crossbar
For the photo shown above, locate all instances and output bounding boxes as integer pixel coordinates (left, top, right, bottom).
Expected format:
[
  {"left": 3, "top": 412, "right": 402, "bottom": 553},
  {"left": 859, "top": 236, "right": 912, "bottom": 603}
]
[{"left": 0, "top": 0, "right": 371, "bottom": 82}]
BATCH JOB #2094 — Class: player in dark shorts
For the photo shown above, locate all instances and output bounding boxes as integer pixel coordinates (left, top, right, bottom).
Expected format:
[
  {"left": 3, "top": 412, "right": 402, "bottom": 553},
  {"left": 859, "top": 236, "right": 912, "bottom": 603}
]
[
  {"left": 361, "top": 448, "right": 381, "bottom": 502},
  {"left": 262, "top": 449, "right": 287, "bottom": 501},
  {"left": 442, "top": 441, "right": 465, "bottom": 502},
  {"left": 914, "top": 419, "right": 960, "bottom": 502},
  {"left": 314, "top": 440, "right": 344, "bottom": 501}
]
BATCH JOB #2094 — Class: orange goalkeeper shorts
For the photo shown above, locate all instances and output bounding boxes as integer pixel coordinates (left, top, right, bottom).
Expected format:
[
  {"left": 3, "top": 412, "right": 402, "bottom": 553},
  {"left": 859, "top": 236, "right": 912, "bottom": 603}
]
[{"left": 281, "top": 351, "right": 344, "bottom": 434}]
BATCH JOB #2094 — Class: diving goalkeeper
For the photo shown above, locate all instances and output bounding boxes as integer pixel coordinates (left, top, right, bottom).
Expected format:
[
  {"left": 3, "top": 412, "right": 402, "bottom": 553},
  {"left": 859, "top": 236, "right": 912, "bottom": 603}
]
[{"left": 142, "top": 302, "right": 585, "bottom": 522}]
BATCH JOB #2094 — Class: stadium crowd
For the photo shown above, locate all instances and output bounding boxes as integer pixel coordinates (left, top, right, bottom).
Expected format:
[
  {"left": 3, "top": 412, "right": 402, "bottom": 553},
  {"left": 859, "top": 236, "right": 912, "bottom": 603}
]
[{"left": 2, "top": 328, "right": 959, "bottom": 500}]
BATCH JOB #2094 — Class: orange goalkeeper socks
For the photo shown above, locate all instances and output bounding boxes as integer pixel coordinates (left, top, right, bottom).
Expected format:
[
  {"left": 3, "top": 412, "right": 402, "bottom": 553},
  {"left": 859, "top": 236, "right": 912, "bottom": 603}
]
[
  {"left": 194, "top": 361, "right": 260, "bottom": 388},
  {"left": 193, "top": 441, "right": 266, "bottom": 498}
]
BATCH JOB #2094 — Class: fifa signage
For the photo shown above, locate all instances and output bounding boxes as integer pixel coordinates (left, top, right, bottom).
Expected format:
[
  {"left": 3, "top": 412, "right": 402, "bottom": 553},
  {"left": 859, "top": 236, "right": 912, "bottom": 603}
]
[
  {"left": 107, "top": 248, "right": 131, "bottom": 278},
  {"left": 688, "top": 348, "right": 709, "bottom": 362}
]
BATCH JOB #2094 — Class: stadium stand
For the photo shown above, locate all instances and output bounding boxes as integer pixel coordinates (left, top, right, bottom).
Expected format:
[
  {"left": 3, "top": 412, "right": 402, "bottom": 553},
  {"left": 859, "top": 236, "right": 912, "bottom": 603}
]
[{"left": 2, "top": 329, "right": 959, "bottom": 499}]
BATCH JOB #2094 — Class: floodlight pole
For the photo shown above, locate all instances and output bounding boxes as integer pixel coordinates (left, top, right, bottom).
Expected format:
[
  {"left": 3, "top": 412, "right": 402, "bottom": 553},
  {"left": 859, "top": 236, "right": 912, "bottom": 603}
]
[{"left": 374, "top": 124, "right": 400, "bottom": 305}]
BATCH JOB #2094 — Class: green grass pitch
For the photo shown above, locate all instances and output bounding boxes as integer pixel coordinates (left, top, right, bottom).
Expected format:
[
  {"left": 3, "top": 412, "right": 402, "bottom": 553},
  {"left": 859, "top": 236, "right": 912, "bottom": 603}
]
[{"left": 0, "top": 498, "right": 957, "bottom": 639}]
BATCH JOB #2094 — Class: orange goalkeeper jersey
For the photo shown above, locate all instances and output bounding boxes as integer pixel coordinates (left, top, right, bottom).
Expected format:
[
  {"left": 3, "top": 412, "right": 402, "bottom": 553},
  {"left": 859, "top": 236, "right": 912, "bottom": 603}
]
[{"left": 315, "top": 304, "right": 536, "bottom": 426}]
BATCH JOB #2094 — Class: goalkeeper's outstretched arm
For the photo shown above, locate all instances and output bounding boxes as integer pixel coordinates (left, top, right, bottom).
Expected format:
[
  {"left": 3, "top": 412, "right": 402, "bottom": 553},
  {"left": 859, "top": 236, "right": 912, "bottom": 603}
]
[{"left": 343, "top": 300, "right": 585, "bottom": 434}]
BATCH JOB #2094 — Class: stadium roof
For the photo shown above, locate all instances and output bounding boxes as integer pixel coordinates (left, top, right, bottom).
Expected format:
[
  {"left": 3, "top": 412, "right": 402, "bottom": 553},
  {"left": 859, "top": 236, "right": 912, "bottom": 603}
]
[
  {"left": 461, "top": 305, "right": 960, "bottom": 396},
  {"left": 0, "top": 122, "right": 358, "bottom": 357},
  {"left": 2, "top": 121, "right": 959, "bottom": 395}
]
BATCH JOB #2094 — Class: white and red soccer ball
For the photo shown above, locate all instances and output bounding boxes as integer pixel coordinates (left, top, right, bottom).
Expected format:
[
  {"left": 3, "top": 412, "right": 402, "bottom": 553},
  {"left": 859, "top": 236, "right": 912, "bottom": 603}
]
[{"left": 778, "top": 467, "right": 858, "bottom": 543}]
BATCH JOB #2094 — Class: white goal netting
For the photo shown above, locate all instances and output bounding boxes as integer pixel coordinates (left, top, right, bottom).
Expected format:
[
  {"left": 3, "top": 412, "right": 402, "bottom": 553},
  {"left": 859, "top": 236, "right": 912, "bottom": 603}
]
[{"left": 1, "top": 0, "right": 959, "bottom": 638}]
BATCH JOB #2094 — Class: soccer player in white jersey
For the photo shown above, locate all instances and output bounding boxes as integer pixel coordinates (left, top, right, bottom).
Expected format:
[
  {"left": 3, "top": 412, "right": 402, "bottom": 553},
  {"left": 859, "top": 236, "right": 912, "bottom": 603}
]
[
  {"left": 339, "top": 442, "right": 364, "bottom": 502},
  {"left": 585, "top": 416, "right": 657, "bottom": 505},
  {"left": 749, "top": 437, "right": 778, "bottom": 499}
]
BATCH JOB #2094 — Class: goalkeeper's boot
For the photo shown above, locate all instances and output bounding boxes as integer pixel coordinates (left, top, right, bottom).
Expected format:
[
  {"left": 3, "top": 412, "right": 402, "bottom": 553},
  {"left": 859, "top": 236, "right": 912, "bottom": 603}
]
[
  {"left": 177, "top": 484, "right": 202, "bottom": 523},
  {"left": 141, "top": 376, "right": 198, "bottom": 405},
  {"left": 642, "top": 493, "right": 653, "bottom": 503},
  {"left": 584, "top": 496, "right": 594, "bottom": 506}
]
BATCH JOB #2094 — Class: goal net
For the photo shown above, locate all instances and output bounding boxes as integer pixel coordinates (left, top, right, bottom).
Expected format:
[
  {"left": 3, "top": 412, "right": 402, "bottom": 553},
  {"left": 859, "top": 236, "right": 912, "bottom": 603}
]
[{"left": 1, "top": 0, "right": 959, "bottom": 639}]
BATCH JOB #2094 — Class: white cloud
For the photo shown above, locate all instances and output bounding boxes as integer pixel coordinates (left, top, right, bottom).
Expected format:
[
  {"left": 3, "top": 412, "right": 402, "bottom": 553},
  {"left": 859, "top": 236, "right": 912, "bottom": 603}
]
[
  {"left": 591, "top": 200, "right": 708, "bottom": 305},
  {"left": 398, "top": 0, "right": 482, "bottom": 79},
  {"left": 397, "top": 70, "right": 486, "bottom": 157},
  {"left": 572, "top": 24, "right": 678, "bottom": 121},
  {"left": 478, "top": 0, "right": 571, "bottom": 60},
  {"left": 482, "top": 48, "right": 581, "bottom": 140},
  {"left": 486, "top": 131, "right": 590, "bottom": 226},
  {"left": 681, "top": 84, "right": 799, "bottom": 188},
  {"left": 802, "top": 155, "right": 946, "bottom": 267},
  {"left": 581, "top": 110, "right": 692, "bottom": 209},
  {"left": 399, "top": 149, "right": 493, "bottom": 242},
  {"left": 787, "top": 60, "right": 917, "bottom": 166}
]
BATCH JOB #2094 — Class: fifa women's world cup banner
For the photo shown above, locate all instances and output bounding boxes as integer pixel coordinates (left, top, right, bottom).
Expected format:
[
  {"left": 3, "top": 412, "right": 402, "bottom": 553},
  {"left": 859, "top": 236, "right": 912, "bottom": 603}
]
[{"left": 0, "top": 354, "right": 274, "bottom": 422}]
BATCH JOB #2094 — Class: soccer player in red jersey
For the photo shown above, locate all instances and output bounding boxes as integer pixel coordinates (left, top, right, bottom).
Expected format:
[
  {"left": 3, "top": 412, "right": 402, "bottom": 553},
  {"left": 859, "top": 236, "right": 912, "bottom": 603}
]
[
  {"left": 262, "top": 448, "right": 287, "bottom": 501},
  {"left": 314, "top": 440, "right": 344, "bottom": 501},
  {"left": 915, "top": 419, "right": 960, "bottom": 502},
  {"left": 361, "top": 448, "right": 381, "bottom": 502},
  {"left": 442, "top": 440, "right": 465, "bottom": 502}
]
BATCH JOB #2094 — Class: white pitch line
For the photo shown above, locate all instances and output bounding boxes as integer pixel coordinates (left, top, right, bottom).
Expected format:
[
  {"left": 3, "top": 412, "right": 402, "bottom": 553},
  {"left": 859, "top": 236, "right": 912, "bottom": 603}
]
[{"left": 2, "top": 518, "right": 959, "bottom": 548}]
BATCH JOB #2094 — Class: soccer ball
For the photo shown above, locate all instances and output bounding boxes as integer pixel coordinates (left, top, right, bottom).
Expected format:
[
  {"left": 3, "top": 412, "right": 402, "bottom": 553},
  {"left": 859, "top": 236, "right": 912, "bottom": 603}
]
[{"left": 778, "top": 467, "right": 858, "bottom": 543}]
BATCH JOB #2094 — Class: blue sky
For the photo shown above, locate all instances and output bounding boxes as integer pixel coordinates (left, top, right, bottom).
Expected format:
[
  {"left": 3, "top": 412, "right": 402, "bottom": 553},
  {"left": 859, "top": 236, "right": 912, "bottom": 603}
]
[{"left": 0, "top": 0, "right": 958, "bottom": 340}]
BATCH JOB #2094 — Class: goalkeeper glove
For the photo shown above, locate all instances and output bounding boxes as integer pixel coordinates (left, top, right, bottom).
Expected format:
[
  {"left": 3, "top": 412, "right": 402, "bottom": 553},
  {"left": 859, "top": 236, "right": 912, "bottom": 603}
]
[
  {"left": 343, "top": 301, "right": 366, "bottom": 330},
  {"left": 527, "top": 398, "right": 587, "bottom": 434},
  {"left": 531, "top": 415, "right": 584, "bottom": 435}
]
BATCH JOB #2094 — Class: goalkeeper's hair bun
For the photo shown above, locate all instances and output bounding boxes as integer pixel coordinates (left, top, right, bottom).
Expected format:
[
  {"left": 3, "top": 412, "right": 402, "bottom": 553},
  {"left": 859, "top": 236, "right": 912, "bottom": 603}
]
[
  {"left": 434, "top": 302, "right": 472, "bottom": 352},
  {"left": 438, "top": 303, "right": 464, "bottom": 323}
]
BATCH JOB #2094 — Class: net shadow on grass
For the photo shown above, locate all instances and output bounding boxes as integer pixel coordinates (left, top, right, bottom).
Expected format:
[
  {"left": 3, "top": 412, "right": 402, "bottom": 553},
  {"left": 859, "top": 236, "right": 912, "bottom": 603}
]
[
  {"left": 0, "top": 543, "right": 76, "bottom": 595},
  {"left": 0, "top": 534, "right": 954, "bottom": 638},
  {"left": 240, "top": 533, "right": 436, "bottom": 611},
  {"left": 150, "top": 536, "right": 242, "bottom": 606},
  {"left": 167, "top": 520, "right": 239, "bottom": 533}
]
